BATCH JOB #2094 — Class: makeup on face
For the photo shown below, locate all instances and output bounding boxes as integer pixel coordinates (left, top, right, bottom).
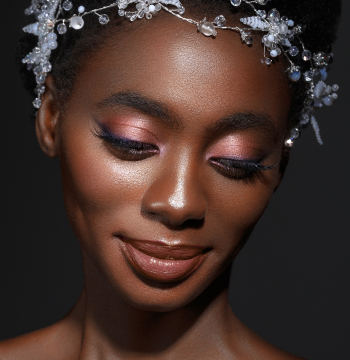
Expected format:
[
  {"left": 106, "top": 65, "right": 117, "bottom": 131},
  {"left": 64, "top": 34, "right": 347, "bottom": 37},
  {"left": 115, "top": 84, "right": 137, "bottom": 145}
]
[{"left": 92, "top": 91, "right": 281, "bottom": 181}]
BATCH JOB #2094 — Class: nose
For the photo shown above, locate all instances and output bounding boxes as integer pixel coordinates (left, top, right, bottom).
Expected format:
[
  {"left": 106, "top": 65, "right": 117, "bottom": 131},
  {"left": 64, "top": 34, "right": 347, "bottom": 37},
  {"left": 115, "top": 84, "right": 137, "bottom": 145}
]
[{"left": 141, "top": 152, "right": 207, "bottom": 228}]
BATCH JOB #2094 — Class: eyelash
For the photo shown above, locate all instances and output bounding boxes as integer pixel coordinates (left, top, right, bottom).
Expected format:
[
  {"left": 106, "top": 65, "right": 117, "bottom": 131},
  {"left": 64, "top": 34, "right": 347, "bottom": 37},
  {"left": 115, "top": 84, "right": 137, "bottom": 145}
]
[
  {"left": 209, "top": 157, "right": 277, "bottom": 180},
  {"left": 93, "top": 127, "right": 276, "bottom": 179},
  {"left": 92, "top": 127, "right": 158, "bottom": 161}
]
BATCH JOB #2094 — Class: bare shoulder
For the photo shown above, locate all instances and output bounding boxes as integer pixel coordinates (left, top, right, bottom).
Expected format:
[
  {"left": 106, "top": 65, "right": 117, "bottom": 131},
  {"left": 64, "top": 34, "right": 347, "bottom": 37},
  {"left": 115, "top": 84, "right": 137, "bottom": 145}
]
[{"left": 0, "top": 318, "right": 81, "bottom": 360}]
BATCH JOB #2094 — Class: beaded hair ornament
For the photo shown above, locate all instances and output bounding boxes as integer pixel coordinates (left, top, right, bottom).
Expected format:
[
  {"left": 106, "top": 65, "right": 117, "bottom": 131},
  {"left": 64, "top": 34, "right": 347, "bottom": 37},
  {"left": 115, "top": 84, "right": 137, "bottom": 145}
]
[{"left": 22, "top": 0, "right": 339, "bottom": 146}]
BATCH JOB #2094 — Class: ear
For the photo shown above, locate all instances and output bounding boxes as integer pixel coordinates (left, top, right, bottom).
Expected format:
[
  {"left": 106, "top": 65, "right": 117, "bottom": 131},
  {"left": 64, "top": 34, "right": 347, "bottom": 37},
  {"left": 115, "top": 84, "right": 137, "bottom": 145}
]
[{"left": 35, "top": 75, "right": 61, "bottom": 158}]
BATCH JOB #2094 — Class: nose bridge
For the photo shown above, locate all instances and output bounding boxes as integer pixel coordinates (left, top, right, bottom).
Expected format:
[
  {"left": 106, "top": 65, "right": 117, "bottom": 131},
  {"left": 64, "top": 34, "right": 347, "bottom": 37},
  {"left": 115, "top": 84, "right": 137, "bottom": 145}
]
[{"left": 141, "top": 148, "right": 207, "bottom": 225}]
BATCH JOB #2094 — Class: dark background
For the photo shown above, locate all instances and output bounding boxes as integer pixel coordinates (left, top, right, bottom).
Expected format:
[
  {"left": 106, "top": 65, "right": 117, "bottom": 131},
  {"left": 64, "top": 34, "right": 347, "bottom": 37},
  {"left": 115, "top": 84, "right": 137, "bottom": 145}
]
[{"left": 1, "top": 1, "right": 349, "bottom": 359}]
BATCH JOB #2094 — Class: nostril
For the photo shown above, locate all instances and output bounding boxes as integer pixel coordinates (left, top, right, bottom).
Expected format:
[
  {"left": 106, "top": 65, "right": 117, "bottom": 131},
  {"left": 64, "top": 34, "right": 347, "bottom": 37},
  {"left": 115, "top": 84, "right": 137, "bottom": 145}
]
[{"left": 182, "top": 218, "right": 205, "bottom": 229}]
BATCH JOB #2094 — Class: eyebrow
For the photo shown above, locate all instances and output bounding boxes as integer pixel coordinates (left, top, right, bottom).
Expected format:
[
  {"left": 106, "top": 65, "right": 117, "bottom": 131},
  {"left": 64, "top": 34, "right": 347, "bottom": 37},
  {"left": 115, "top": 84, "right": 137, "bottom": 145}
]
[
  {"left": 95, "top": 91, "right": 181, "bottom": 129},
  {"left": 95, "top": 90, "right": 276, "bottom": 135}
]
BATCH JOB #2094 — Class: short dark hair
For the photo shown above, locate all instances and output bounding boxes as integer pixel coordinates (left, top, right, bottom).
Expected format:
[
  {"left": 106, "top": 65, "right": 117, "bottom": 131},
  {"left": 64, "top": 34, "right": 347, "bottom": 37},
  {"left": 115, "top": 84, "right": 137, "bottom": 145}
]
[{"left": 17, "top": 0, "right": 341, "bottom": 129}]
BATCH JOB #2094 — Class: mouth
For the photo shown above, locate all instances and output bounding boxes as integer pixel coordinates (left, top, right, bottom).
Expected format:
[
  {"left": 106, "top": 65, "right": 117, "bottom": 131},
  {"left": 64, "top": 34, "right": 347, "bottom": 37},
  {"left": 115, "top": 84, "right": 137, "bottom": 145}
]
[{"left": 119, "top": 236, "right": 209, "bottom": 283}]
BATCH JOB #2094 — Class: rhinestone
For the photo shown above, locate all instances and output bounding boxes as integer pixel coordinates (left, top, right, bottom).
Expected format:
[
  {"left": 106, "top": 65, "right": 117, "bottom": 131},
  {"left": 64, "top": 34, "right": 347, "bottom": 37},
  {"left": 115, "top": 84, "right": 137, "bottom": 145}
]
[
  {"left": 38, "top": 24, "right": 48, "bottom": 36},
  {"left": 118, "top": 0, "right": 128, "bottom": 9},
  {"left": 290, "top": 128, "right": 300, "bottom": 139},
  {"left": 270, "top": 49, "right": 278, "bottom": 57},
  {"left": 130, "top": 14, "right": 138, "bottom": 21},
  {"left": 33, "top": 65, "right": 43, "bottom": 75},
  {"left": 265, "top": 58, "right": 272, "bottom": 65},
  {"left": 256, "top": 0, "right": 269, "bottom": 4},
  {"left": 300, "top": 113, "right": 310, "bottom": 125},
  {"left": 281, "top": 16, "right": 288, "bottom": 23},
  {"left": 214, "top": 15, "right": 226, "bottom": 27},
  {"left": 155, "top": 3, "right": 161, "bottom": 11},
  {"left": 332, "top": 84, "right": 339, "bottom": 92},
  {"left": 288, "top": 46, "right": 299, "bottom": 56},
  {"left": 294, "top": 24, "right": 305, "bottom": 34},
  {"left": 198, "top": 20, "right": 216, "bottom": 37},
  {"left": 118, "top": 9, "right": 125, "bottom": 16},
  {"left": 35, "top": 85, "right": 46, "bottom": 95},
  {"left": 303, "top": 70, "right": 314, "bottom": 82},
  {"left": 313, "top": 52, "right": 330, "bottom": 67},
  {"left": 257, "top": 10, "right": 266, "bottom": 18},
  {"left": 57, "top": 23, "right": 67, "bottom": 34},
  {"left": 245, "top": 35, "right": 253, "bottom": 45},
  {"left": 70, "top": 16, "right": 85, "bottom": 30},
  {"left": 33, "top": 98, "right": 42, "bottom": 109},
  {"left": 230, "top": 0, "right": 242, "bottom": 6},
  {"left": 332, "top": 93, "right": 338, "bottom": 100},
  {"left": 62, "top": 0, "right": 73, "bottom": 11},
  {"left": 36, "top": 73, "right": 46, "bottom": 84},
  {"left": 99, "top": 14, "right": 110, "bottom": 24},
  {"left": 267, "top": 8, "right": 280, "bottom": 23},
  {"left": 285, "top": 138, "right": 294, "bottom": 147},
  {"left": 42, "top": 62, "right": 52, "bottom": 72},
  {"left": 178, "top": 6, "right": 185, "bottom": 15},
  {"left": 302, "top": 50, "right": 311, "bottom": 61}
]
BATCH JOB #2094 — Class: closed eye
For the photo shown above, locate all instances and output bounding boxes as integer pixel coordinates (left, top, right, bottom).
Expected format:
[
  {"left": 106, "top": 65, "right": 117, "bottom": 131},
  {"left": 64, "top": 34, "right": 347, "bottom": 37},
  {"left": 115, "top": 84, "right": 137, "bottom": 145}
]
[
  {"left": 92, "top": 127, "right": 159, "bottom": 161},
  {"left": 209, "top": 157, "right": 277, "bottom": 180}
]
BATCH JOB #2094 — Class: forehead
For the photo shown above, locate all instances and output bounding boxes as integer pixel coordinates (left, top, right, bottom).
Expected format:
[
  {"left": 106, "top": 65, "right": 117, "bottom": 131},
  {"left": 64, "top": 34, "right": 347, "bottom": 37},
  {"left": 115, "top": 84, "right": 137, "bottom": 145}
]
[{"left": 70, "top": 13, "right": 291, "bottom": 131}]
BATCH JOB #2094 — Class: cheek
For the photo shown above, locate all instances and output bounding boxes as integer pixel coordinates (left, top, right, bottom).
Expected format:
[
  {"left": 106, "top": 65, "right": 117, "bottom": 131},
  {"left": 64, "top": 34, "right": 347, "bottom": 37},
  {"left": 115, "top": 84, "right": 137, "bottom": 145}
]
[
  {"left": 59, "top": 125, "right": 154, "bottom": 238},
  {"left": 207, "top": 173, "right": 278, "bottom": 257}
]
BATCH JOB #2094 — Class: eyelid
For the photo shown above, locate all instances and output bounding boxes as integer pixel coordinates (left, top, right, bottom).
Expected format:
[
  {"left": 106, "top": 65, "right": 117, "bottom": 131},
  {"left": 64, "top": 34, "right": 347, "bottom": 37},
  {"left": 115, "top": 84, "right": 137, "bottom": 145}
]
[{"left": 93, "top": 115, "right": 161, "bottom": 144}]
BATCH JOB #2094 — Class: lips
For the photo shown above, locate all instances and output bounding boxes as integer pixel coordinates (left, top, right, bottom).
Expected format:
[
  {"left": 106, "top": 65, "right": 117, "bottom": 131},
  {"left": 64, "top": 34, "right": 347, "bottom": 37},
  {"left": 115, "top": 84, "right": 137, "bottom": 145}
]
[{"left": 120, "top": 237, "right": 208, "bottom": 282}]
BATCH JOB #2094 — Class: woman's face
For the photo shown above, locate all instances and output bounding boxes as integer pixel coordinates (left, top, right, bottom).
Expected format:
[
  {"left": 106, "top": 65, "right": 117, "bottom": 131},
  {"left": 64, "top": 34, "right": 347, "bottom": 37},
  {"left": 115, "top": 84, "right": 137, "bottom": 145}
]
[{"left": 48, "top": 14, "right": 291, "bottom": 311}]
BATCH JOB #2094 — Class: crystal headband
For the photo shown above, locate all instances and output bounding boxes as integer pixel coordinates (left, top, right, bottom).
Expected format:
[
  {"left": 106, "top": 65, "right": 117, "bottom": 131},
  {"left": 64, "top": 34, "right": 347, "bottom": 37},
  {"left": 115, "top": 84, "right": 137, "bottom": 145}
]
[{"left": 22, "top": 0, "right": 339, "bottom": 146}]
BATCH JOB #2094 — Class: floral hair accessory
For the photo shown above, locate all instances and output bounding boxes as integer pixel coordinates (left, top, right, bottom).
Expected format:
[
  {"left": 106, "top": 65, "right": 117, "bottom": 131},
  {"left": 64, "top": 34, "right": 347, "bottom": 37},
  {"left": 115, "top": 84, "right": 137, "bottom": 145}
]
[{"left": 22, "top": 0, "right": 339, "bottom": 145}]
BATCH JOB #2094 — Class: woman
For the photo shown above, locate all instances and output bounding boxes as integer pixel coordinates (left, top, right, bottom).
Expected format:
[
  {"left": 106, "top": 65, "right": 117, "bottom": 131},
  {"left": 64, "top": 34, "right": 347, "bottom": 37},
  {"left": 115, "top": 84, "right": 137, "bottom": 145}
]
[{"left": 0, "top": 0, "right": 347, "bottom": 358}]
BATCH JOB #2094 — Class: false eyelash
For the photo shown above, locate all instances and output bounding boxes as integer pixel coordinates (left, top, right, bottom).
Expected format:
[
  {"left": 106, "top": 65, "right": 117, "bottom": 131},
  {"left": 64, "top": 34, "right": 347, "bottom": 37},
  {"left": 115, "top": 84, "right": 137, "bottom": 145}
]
[
  {"left": 211, "top": 157, "right": 277, "bottom": 171},
  {"left": 92, "top": 126, "right": 158, "bottom": 152},
  {"left": 210, "top": 157, "right": 278, "bottom": 181},
  {"left": 214, "top": 158, "right": 277, "bottom": 171}
]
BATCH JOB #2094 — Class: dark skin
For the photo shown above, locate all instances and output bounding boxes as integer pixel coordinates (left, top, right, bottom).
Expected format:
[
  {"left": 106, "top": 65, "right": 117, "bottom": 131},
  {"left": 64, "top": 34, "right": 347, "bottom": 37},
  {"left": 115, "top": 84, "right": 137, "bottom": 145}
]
[{"left": 0, "top": 13, "right": 306, "bottom": 360}]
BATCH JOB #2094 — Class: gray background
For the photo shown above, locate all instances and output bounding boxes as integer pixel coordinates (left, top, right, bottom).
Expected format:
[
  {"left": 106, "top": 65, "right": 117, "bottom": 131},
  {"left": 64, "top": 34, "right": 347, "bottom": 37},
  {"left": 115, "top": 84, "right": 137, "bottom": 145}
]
[{"left": 0, "top": 1, "right": 349, "bottom": 359}]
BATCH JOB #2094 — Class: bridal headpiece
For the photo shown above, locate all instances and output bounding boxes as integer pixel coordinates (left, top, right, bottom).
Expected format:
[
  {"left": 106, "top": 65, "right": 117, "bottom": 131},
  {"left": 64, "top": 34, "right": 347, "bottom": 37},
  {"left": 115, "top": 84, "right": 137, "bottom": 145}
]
[{"left": 22, "top": 0, "right": 339, "bottom": 146}]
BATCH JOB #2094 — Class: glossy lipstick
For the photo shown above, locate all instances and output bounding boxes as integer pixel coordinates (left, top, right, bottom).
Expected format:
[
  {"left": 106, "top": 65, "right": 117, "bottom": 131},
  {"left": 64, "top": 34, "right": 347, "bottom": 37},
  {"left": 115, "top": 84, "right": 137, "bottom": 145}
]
[{"left": 120, "top": 237, "right": 207, "bottom": 282}]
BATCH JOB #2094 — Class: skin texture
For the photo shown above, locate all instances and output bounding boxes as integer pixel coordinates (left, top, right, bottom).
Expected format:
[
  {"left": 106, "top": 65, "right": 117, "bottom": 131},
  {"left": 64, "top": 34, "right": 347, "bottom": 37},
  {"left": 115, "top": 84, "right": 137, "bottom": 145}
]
[{"left": 0, "top": 12, "right": 306, "bottom": 360}]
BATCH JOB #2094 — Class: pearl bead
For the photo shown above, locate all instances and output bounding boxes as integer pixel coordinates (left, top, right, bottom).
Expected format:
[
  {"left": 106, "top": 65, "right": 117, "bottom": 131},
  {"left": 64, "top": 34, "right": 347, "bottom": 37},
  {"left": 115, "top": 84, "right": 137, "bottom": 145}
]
[
  {"left": 149, "top": 5, "right": 156, "bottom": 13},
  {"left": 47, "top": 32, "right": 57, "bottom": 41},
  {"left": 268, "top": 34, "right": 274, "bottom": 42},
  {"left": 48, "top": 40, "right": 58, "bottom": 49},
  {"left": 78, "top": 6, "right": 85, "bottom": 13},
  {"left": 198, "top": 21, "right": 216, "bottom": 37},
  {"left": 270, "top": 49, "right": 278, "bottom": 57},
  {"left": 70, "top": 16, "right": 85, "bottom": 30}
]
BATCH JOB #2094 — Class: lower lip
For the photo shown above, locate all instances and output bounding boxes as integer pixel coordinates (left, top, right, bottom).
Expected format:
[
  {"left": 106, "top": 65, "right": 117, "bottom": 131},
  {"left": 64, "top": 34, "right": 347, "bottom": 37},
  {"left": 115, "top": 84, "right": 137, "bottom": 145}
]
[{"left": 121, "top": 242, "right": 206, "bottom": 282}]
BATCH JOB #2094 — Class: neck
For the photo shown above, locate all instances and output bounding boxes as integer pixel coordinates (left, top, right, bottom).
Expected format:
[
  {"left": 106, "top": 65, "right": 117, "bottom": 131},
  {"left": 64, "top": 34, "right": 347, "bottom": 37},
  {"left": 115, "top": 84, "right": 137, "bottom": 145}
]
[{"left": 74, "top": 257, "right": 236, "bottom": 360}]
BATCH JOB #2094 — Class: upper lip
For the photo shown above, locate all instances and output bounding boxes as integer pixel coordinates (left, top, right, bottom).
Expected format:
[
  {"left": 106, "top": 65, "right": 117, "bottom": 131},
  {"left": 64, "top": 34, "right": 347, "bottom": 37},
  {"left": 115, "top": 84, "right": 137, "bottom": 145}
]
[{"left": 120, "top": 236, "right": 208, "bottom": 260}]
